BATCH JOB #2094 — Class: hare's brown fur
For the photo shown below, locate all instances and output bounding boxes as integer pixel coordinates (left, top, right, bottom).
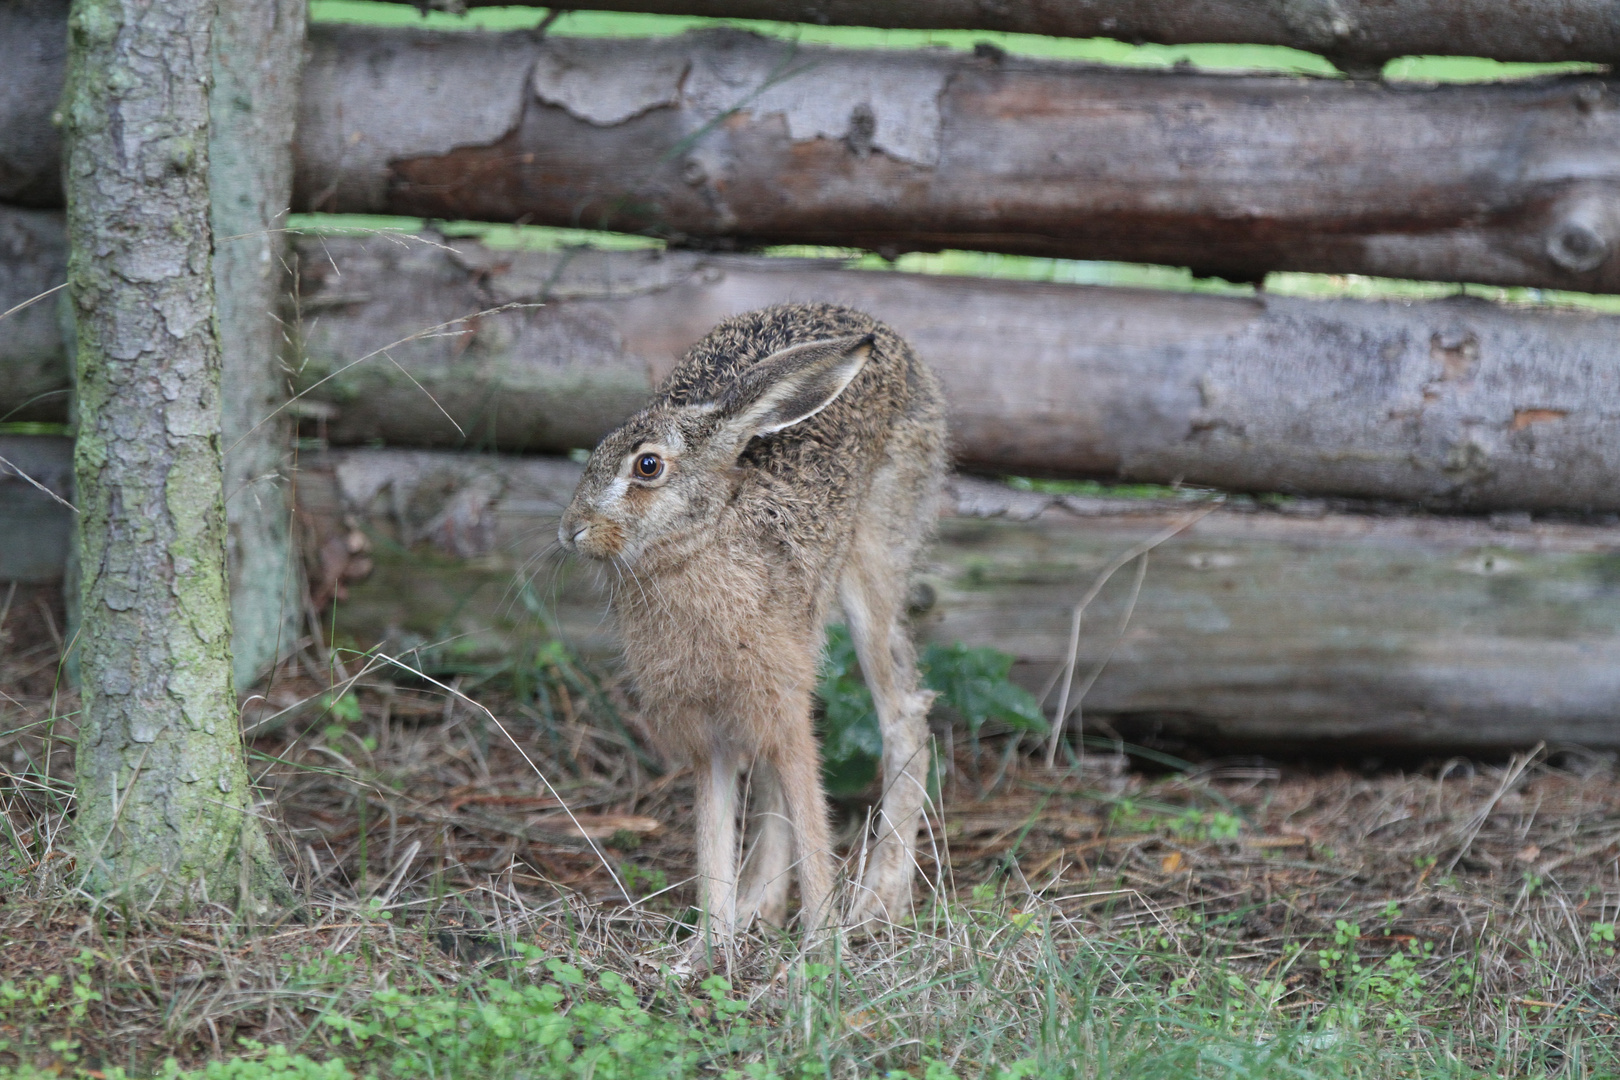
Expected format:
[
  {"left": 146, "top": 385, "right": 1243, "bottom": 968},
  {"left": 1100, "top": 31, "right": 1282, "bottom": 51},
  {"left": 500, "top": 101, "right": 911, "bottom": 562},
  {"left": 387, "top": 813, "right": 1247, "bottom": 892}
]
[{"left": 560, "top": 303, "right": 946, "bottom": 939}]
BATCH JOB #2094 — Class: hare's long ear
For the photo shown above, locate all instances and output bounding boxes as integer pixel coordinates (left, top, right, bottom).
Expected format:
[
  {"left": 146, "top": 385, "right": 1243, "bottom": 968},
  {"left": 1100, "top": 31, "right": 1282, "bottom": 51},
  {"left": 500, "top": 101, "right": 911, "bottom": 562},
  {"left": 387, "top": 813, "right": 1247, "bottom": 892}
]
[{"left": 717, "top": 333, "right": 874, "bottom": 441}]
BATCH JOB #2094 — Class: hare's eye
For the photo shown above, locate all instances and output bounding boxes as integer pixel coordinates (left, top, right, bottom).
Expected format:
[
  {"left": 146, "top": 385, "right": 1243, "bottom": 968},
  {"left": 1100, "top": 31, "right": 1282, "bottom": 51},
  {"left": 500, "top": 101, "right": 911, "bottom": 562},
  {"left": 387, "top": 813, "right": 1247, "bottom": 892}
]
[{"left": 633, "top": 453, "right": 664, "bottom": 480}]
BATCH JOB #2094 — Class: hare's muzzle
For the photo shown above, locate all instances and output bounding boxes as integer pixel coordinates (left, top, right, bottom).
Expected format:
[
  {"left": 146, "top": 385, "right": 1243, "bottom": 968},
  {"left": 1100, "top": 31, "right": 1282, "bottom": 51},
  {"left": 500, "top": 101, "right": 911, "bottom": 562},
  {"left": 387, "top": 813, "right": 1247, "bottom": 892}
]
[{"left": 558, "top": 512, "right": 624, "bottom": 559}]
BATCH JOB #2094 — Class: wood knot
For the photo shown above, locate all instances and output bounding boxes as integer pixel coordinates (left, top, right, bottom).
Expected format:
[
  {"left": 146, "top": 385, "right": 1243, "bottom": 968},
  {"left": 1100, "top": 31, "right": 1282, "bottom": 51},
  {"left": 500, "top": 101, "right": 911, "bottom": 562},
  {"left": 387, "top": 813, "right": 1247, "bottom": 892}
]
[{"left": 1543, "top": 189, "right": 1617, "bottom": 274}]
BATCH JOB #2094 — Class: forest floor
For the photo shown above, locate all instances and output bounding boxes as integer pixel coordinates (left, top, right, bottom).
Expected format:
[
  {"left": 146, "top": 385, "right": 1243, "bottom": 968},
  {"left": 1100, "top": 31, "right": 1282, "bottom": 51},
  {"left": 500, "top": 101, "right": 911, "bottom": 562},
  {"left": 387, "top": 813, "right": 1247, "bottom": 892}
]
[{"left": 1, "top": 585, "right": 1618, "bottom": 1079}]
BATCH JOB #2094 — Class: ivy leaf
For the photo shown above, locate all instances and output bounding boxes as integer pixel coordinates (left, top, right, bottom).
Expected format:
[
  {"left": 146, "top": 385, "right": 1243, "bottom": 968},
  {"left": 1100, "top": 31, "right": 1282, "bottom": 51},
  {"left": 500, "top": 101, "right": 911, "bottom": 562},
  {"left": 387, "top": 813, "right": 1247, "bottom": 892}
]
[
  {"left": 921, "top": 642, "right": 1048, "bottom": 735},
  {"left": 816, "top": 627, "right": 1045, "bottom": 796},
  {"left": 816, "top": 625, "right": 883, "bottom": 795}
]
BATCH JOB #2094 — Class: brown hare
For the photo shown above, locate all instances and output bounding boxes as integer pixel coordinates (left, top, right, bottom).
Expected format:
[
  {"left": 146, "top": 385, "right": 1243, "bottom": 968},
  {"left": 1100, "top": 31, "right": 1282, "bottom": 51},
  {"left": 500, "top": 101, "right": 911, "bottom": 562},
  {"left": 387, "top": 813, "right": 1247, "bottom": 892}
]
[{"left": 558, "top": 303, "right": 946, "bottom": 941}]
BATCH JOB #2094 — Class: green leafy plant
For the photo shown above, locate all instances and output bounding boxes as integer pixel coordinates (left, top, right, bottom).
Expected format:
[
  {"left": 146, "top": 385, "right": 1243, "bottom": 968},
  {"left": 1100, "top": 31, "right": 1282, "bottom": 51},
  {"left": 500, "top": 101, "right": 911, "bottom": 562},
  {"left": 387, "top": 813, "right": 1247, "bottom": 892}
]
[
  {"left": 1105, "top": 800, "right": 1244, "bottom": 842},
  {"left": 0, "top": 950, "right": 103, "bottom": 1068},
  {"left": 919, "top": 639, "right": 1049, "bottom": 736},
  {"left": 619, "top": 862, "right": 668, "bottom": 897},
  {"left": 816, "top": 626, "right": 1046, "bottom": 795},
  {"left": 1317, "top": 920, "right": 1364, "bottom": 982}
]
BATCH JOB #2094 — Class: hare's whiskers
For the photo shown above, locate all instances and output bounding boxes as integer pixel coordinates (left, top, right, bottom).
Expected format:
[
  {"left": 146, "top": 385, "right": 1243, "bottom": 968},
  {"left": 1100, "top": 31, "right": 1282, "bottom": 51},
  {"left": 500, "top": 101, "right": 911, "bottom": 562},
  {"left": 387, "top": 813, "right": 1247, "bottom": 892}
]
[{"left": 616, "top": 556, "right": 658, "bottom": 614}]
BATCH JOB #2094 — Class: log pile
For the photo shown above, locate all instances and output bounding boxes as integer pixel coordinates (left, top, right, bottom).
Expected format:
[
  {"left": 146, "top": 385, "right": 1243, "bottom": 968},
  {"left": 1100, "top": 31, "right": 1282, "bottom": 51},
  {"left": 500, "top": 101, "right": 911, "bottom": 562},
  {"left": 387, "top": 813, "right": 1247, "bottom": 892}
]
[
  {"left": 190, "top": 446, "right": 1620, "bottom": 753},
  {"left": 7, "top": 4, "right": 1620, "bottom": 747}
]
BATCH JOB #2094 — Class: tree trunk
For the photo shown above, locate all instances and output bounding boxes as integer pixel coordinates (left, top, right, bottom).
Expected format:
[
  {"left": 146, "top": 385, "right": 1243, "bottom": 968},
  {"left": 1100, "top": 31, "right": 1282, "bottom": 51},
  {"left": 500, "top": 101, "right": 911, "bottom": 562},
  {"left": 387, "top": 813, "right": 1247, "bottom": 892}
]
[
  {"left": 210, "top": 0, "right": 306, "bottom": 690},
  {"left": 10, "top": 21, "right": 1620, "bottom": 291},
  {"left": 11, "top": 223, "right": 1620, "bottom": 513},
  {"left": 380, "top": 0, "right": 1620, "bottom": 71},
  {"left": 61, "top": 0, "right": 281, "bottom": 905}
]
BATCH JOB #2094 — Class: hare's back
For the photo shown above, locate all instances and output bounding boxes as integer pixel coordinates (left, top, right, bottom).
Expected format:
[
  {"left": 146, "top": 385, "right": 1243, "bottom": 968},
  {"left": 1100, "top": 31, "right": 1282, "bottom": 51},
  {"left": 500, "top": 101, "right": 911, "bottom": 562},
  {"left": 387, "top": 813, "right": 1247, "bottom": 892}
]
[{"left": 659, "top": 304, "right": 939, "bottom": 476}]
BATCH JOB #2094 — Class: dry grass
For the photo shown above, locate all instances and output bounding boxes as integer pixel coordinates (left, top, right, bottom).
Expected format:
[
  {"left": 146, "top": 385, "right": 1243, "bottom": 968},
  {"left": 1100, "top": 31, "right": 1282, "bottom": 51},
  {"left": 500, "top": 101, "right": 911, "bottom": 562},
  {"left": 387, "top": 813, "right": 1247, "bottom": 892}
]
[{"left": 1, "top": 595, "right": 1618, "bottom": 1076}]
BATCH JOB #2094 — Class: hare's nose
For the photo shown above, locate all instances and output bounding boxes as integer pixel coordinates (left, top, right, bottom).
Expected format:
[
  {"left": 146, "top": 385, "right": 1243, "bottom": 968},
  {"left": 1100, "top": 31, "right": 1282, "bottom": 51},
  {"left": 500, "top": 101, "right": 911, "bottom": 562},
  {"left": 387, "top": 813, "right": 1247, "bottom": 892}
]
[{"left": 560, "top": 521, "right": 589, "bottom": 546}]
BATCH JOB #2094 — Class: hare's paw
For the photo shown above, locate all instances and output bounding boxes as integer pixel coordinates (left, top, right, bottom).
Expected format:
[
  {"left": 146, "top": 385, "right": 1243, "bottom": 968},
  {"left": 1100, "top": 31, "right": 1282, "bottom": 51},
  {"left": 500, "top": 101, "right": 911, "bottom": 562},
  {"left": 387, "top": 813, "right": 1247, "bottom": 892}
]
[
  {"left": 844, "top": 883, "right": 906, "bottom": 940},
  {"left": 673, "top": 931, "right": 737, "bottom": 977},
  {"left": 740, "top": 884, "right": 790, "bottom": 930}
]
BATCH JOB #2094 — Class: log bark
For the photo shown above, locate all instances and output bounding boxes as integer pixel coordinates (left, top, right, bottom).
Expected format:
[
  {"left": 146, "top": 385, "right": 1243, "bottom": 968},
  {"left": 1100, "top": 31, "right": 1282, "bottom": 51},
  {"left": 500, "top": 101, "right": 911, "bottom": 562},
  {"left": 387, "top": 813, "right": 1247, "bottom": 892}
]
[
  {"left": 9, "top": 21, "right": 1620, "bottom": 290},
  {"left": 0, "top": 208, "right": 70, "bottom": 424},
  {"left": 297, "top": 27, "right": 1620, "bottom": 292},
  {"left": 14, "top": 439, "right": 1620, "bottom": 749},
  {"left": 12, "top": 221, "right": 1620, "bottom": 512},
  {"left": 382, "top": 0, "right": 1620, "bottom": 72},
  {"left": 61, "top": 0, "right": 280, "bottom": 905},
  {"left": 284, "top": 237, "right": 1620, "bottom": 514},
  {"left": 0, "top": 0, "right": 67, "bottom": 209},
  {"left": 210, "top": 0, "right": 307, "bottom": 689},
  {"left": 0, "top": 436, "right": 75, "bottom": 585},
  {"left": 290, "top": 449, "right": 1620, "bottom": 752}
]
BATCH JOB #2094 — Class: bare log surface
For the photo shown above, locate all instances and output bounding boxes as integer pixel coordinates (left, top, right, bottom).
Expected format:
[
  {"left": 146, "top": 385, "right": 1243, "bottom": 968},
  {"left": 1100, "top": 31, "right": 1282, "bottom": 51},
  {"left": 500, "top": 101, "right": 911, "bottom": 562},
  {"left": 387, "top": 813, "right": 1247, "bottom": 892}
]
[
  {"left": 217, "top": 447, "right": 1620, "bottom": 752},
  {"left": 10, "top": 438, "right": 1620, "bottom": 747},
  {"left": 0, "top": 208, "right": 69, "bottom": 424},
  {"left": 244, "top": 237, "right": 1620, "bottom": 514},
  {"left": 299, "top": 27, "right": 1620, "bottom": 292},
  {"left": 0, "top": 436, "right": 74, "bottom": 585},
  {"left": 11, "top": 220, "right": 1620, "bottom": 511},
  {"left": 0, "top": 0, "right": 66, "bottom": 209},
  {"left": 8, "top": 21, "right": 1620, "bottom": 289},
  {"left": 380, "top": 0, "right": 1620, "bottom": 71}
]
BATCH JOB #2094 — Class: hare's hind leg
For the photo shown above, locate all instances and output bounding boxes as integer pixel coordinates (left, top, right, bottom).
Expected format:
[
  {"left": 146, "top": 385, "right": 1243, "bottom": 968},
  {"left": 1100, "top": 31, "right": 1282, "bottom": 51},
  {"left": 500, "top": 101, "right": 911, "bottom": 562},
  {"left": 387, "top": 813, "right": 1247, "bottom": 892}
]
[
  {"left": 738, "top": 761, "right": 793, "bottom": 928},
  {"left": 840, "top": 497, "right": 939, "bottom": 930},
  {"left": 693, "top": 748, "right": 741, "bottom": 941}
]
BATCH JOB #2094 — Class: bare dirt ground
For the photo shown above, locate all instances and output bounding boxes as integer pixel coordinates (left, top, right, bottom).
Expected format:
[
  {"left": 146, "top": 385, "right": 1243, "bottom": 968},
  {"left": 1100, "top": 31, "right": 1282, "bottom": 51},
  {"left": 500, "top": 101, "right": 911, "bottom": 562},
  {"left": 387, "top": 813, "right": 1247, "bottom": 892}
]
[{"left": 1, "top": 586, "right": 1618, "bottom": 1072}]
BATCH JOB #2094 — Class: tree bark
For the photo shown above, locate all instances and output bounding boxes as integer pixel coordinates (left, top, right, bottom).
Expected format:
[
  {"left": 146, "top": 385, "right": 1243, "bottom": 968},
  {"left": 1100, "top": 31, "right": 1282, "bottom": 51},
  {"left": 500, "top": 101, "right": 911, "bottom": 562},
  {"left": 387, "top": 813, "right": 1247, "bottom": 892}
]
[
  {"left": 10, "top": 22, "right": 1620, "bottom": 291},
  {"left": 61, "top": 0, "right": 281, "bottom": 905},
  {"left": 381, "top": 0, "right": 1620, "bottom": 71},
  {"left": 210, "top": 0, "right": 306, "bottom": 690},
  {"left": 11, "top": 221, "right": 1620, "bottom": 513}
]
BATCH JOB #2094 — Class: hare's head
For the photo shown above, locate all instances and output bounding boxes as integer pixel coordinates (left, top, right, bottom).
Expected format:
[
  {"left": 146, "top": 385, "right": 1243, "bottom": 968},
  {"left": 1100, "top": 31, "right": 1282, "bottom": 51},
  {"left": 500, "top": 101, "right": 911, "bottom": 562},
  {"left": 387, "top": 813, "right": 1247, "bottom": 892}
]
[{"left": 558, "top": 332, "right": 873, "bottom": 564}]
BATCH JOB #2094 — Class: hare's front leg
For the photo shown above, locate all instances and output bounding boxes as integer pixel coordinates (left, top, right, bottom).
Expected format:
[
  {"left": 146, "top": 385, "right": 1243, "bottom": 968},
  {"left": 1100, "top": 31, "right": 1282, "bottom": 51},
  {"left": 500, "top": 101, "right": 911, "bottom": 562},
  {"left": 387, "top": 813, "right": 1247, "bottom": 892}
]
[
  {"left": 769, "top": 710, "right": 836, "bottom": 934},
  {"left": 738, "top": 761, "right": 793, "bottom": 928},
  {"left": 693, "top": 749, "right": 740, "bottom": 941}
]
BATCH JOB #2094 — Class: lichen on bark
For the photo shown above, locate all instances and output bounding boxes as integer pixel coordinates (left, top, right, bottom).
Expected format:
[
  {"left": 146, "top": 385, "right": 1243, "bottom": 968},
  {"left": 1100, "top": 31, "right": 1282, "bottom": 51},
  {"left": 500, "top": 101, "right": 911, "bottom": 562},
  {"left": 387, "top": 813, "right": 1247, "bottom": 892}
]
[{"left": 63, "top": 0, "right": 283, "bottom": 905}]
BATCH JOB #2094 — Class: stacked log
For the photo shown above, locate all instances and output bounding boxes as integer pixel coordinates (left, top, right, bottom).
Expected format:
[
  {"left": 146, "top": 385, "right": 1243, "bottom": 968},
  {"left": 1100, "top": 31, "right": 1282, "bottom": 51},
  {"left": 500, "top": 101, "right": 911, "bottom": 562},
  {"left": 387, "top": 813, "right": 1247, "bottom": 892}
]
[
  {"left": 376, "top": 0, "right": 1620, "bottom": 72},
  {"left": 0, "top": 208, "right": 67, "bottom": 424},
  {"left": 5, "top": 12, "right": 1620, "bottom": 289},
  {"left": 9, "top": 217, "right": 1620, "bottom": 512},
  {"left": 215, "top": 446, "right": 1620, "bottom": 753}
]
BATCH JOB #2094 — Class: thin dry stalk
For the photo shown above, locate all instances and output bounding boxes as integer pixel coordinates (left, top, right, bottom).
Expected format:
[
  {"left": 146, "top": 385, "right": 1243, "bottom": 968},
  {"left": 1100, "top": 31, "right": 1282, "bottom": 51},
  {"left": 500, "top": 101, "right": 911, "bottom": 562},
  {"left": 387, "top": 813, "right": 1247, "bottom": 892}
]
[{"left": 1043, "top": 503, "right": 1220, "bottom": 765}]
